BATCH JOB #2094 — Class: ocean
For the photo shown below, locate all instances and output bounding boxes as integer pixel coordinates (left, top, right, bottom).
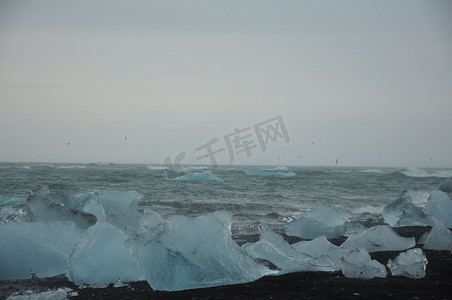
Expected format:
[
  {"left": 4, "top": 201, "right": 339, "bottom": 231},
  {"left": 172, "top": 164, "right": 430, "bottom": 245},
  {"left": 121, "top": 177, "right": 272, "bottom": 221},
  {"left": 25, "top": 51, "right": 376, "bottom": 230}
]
[{"left": 1, "top": 162, "right": 450, "bottom": 245}]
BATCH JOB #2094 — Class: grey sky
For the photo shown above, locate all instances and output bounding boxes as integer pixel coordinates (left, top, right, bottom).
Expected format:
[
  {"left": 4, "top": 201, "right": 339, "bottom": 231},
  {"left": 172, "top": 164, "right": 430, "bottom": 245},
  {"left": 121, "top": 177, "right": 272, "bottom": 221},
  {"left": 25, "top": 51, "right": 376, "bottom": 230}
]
[{"left": 1, "top": 0, "right": 451, "bottom": 167}]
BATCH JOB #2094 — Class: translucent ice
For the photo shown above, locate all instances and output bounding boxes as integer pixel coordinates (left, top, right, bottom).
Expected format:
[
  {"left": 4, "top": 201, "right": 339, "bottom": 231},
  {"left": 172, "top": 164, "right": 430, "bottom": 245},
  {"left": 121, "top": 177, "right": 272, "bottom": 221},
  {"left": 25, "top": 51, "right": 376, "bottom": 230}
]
[
  {"left": 292, "top": 235, "right": 351, "bottom": 266},
  {"left": 67, "top": 221, "right": 142, "bottom": 285},
  {"left": 439, "top": 178, "right": 452, "bottom": 193},
  {"left": 66, "top": 190, "right": 141, "bottom": 222},
  {"left": 106, "top": 208, "right": 141, "bottom": 236},
  {"left": 242, "top": 229, "right": 338, "bottom": 274},
  {"left": 87, "top": 190, "right": 140, "bottom": 221},
  {"left": 382, "top": 186, "right": 431, "bottom": 227},
  {"left": 174, "top": 171, "right": 221, "bottom": 181},
  {"left": 26, "top": 186, "right": 97, "bottom": 229},
  {"left": 0, "top": 221, "right": 84, "bottom": 280},
  {"left": 136, "top": 211, "right": 268, "bottom": 291},
  {"left": 0, "top": 206, "right": 28, "bottom": 224},
  {"left": 138, "top": 209, "right": 165, "bottom": 229},
  {"left": 6, "top": 287, "right": 73, "bottom": 300},
  {"left": 341, "top": 225, "right": 415, "bottom": 253},
  {"left": 425, "top": 190, "right": 452, "bottom": 228},
  {"left": 387, "top": 248, "right": 427, "bottom": 279},
  {"left": 339, "top": 248, "right": 387, "bottom": 279},
  {"left": 419, "top": 218, "right": 452, "bottom": 251},
  {"left": 285, "top": 206, "right": 351, "bottom": 239}
]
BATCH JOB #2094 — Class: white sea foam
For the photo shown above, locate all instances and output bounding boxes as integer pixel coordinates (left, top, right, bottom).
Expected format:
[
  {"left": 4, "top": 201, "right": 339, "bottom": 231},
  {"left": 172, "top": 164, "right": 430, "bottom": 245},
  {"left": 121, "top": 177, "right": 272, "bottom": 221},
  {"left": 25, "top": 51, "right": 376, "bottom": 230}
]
[
  {"left": 360, "top": 169, "right": 383, "bottom": 174},
  {"left": 147, "top": 165, "right": 168, "bottom": 171},
  {"left": 245, "top": 170, "right": 296, "bottom": 177},
  {"left": 399, "top": 167, "right": 452, "bottom": 178},
  {"left": 56, "top": 165, "right": 87, "bottom": 169},
  {"left": 261, "top": 166, "right": 290, "bottom": 171}
]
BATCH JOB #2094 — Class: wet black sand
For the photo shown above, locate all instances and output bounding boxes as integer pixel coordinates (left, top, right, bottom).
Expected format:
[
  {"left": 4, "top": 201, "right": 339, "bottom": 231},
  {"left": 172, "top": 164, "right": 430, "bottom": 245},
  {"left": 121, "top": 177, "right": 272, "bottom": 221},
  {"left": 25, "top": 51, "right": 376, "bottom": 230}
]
[{"left": 2, "top": 227, "right": 452, "bottom": 300}]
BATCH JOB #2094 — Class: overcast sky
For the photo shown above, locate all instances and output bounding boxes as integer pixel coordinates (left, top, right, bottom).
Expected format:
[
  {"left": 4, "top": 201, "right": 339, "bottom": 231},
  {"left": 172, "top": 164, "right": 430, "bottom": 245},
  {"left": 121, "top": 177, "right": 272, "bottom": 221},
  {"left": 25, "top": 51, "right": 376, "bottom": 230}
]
[{"left": 1, "top": 0, "right": 451, "bottom": 168}]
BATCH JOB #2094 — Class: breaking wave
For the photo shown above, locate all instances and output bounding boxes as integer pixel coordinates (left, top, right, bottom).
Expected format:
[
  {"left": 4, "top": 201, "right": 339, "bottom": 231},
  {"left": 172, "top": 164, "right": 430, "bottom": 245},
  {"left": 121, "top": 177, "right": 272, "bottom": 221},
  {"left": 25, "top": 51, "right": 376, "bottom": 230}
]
[{"left": 398, "top": 167, "right": 452, "bottom": 178}]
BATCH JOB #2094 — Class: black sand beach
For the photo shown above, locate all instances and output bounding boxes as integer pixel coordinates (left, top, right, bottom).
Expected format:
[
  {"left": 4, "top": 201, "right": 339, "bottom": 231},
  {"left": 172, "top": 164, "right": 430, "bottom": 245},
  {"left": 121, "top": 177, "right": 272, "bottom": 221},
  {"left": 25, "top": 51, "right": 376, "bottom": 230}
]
[{"left": 2, "top": 227, "right": 452, "bottom": 300}]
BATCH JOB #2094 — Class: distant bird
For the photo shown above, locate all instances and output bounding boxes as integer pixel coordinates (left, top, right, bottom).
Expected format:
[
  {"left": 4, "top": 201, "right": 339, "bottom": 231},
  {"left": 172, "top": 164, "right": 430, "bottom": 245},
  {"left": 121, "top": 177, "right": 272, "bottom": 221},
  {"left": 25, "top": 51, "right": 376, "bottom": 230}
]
[
  {"left": 125, "top": 136, "right": 128, "bottom": 141},
  {"left": 311, "top": 141, "right": 315, "bottom": 145},
  {"left": 336, "top": 158, "right": 339, "bottom": 165},
  {"left": 67, "top": 142, "right": 71, "bottom": 146}
]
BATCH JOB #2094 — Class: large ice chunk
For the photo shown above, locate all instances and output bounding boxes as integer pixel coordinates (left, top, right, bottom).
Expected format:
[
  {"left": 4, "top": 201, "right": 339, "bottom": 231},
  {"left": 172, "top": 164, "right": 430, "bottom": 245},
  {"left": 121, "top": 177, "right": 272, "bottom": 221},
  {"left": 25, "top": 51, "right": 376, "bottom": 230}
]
[
  {"left": 387, "top": 248, "right": 427, "bottom": 279},
  {"left": 242, "top": 229, "right": 338, "bottom": 274},
  {"left": 341, "top": 225, "right": 415, "bottom": 253},
  {"left": 419, "top": 218, "right": 452, "bottom": 251},
  {"left": 292, "top": 235, "right": 351, "bottom": 266},
  {"left": 339, "top": 248, "right": 387, "bottom": 279},
  {"left": 137, "top": 211, "right": 268, "bottom": 291},
  {"left": 425, "top": 190, "right": 452, "bottom": 228},
  {"left": 285, "top": 206, "right": 351, "bottom": 239},
  {"left": 79, "top": 190, "right": 141, "bottom": 221},
  {"left": 382, "top": 186, "right": 431, "bottom": 227},
  {"left": 0, "top": 221, "right": 84, "bottom": 280},
  {"left": 174, "top": 171, "right": 221, "bottom": 181},
  {"left": 439, "top": 178, "right": 452, "bottom": 193},
  {"left": 67, "top": 221, "right": 142, "bottom": 285},
  {"left": 27, "top": 186, "right": 97, "bottom": 229}
]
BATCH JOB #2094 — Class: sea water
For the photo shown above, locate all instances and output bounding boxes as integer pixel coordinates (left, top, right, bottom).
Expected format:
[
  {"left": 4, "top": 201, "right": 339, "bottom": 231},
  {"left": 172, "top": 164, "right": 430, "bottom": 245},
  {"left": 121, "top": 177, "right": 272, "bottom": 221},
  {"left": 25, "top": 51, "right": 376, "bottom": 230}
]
[
  {"left": 0, "top": 163, "right": 450, "bottom": 244},
  {"left": 1, "top": 163, "right": 452, "bottom": 290}
]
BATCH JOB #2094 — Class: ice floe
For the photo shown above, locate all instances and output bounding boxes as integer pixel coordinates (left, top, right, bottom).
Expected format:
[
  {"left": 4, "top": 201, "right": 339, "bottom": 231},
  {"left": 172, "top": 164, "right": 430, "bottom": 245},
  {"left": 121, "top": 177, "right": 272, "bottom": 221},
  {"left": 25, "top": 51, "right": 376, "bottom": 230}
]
[
  {"left": 382, "top": 186, "right": 431, "bottom": 227},
  {"left": 174, "top": 171, "right": 221, "bottom": 181},
  {"left": 387, "top": 248, "right": 427, "bottom": 279},
  {"left": 339, "top": 248, "right": 387, "bottom": 279},
  {"left": 286, "top": 206, "right": 351, "bottom": 239},
  {"left": 341, "top": 225, "right": 415, "bottom": 253}
]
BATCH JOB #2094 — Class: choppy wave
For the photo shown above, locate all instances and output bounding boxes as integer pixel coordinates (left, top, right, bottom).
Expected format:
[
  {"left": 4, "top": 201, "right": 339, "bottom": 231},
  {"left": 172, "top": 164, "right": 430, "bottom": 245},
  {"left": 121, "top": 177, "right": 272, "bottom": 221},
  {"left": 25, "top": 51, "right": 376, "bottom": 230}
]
[
  {"left": 245, "top": 170, "right": 296, "bottom": 177},
  {"left": 261, "top": 166, "right": 290, "bottom": 171},
  {"left": 398, "top": 167, "right": 452, "bottom": 178},
  {"left": 56, "top": 165, "right": 88, "bottom": 169},
  {"left": 174, "top": 171, "right": 221, "bottom": 182},
  {"left": 360, "top": 169, "right": 383, "bottom": 174},
  {"left": 147, "top": 165, "right": 168, "bottom": 171}
]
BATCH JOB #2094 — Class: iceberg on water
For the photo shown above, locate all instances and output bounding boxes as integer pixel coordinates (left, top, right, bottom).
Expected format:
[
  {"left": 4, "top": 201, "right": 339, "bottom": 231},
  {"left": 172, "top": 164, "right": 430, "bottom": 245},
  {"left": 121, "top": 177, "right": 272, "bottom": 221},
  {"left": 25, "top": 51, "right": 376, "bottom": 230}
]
[
  {"left": 382, "top": 186, "right": 431, "bottom": 227},
  {"left": 341, "top": 225, "right": 415, "bottom": 253},
  {"left": 419, "top": 218, "right": 452, "bottom": 251},
  {"left": 387, "top": 248, "right": 427, "bottom": 279},
  {"left": 245, "top": 170, "right": 295, "bottom": 177},
  {"left": 439, "top": 178, "right": 452, "bottom": 193},
  {"left": 292, "top": 235, "right": 351, "bottom": 266},
  {"left": 0, "top": 221, "right": 84, "bottom": 280},
  {"left": 425, "top": 190, "right": 452, "bottom": 228},
  {"left": 286, "top": 206, "right": 351, "bottom": 239},
  {"left": 67, "top": 221, "right": 142, "bottom": 285},
  {"left": 339, "top": 248, "right": 387, "bottom": 279},
  {"left": 174, "top": 171, "right": 221, "bottom": 181},
  {"left": 242, "top": 229, "right": 337, "bottom": 274}
]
